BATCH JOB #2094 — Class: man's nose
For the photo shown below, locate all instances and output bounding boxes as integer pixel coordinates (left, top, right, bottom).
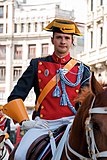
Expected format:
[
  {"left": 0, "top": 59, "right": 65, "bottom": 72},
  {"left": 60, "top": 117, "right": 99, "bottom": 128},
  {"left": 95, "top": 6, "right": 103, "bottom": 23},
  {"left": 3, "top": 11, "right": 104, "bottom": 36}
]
[{"left": 61, "top": 38, "right": 65, "bottom": 43}]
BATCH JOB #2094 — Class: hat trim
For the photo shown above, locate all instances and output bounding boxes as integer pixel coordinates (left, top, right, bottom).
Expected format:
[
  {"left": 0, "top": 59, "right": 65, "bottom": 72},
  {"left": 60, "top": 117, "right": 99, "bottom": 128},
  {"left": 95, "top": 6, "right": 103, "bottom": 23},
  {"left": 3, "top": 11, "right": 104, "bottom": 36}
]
[{"left": 53, "top": 22, "right": 75, "bottom": 30}]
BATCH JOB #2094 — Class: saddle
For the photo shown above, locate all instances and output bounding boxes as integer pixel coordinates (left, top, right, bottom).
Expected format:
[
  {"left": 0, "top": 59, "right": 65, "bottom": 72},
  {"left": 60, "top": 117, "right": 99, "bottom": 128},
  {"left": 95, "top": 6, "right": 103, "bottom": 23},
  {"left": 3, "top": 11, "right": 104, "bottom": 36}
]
[{"left": 26, "top": 124, "right": 67, "bottom": 160}]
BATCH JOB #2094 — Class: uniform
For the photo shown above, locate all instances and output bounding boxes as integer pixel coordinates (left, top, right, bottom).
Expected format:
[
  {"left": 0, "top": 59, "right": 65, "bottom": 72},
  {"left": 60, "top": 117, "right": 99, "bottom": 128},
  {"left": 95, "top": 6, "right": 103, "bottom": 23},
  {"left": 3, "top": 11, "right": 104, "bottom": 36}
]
[{"left": 7, "top": 52, "right": 90, "bottom": 121}]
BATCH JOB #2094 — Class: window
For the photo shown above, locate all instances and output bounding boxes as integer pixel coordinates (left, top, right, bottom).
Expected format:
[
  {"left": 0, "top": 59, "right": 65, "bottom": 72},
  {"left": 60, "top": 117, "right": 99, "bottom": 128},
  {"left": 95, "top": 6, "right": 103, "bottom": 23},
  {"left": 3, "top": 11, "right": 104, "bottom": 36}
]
[
  {"left": 6, "top": 5, "right": 8, "bottom": 18},
  {"left": 0, "top": 6, "right": 3, "bottom": 18},
  {"left": 14, "top": 24, "right": 17, "bottom": 33},
  {"left": 0, "top": 24, "right": 3, "bottom": 33},
  {"left": 100, "top": 27, "right": 103, "bottom": 45},
  {"left": 100, "top": 0, "right": 103, "bottom": 5},
  {"left": 14, "top": 45, "right": 22, "bottom": 59},
  {"left": 0, "top": 67, "right": 5, "bottom": 81},
  {"left": 91, "top": 31, "right": 93, "bottom": 49},
  {"left": 0, "top": 91, "right": 5, "bottom": 100},
  {"left": 77, "top": 37, "right": 84, "bottom": 46},
  {"left": 41, "top": 43, "right": 49, "bottom": 56},
  {"left": 6, "top": 23, "right": 8, "bottom": 33},
  {"left": 35, "top": 22, "right": 37, "bottom": 32},
  {"left": 28, "top": 44, "right": 36, "bottom": 59},
  {"left": 21, "top": 23, "right": 24, "bottom": 32},
  {"left": 0, "top": 45, "right": 6, "bottom": 59},
  {"left": 41, "top": 22, "right": 45, "bottom": 31},
  {"left": 28, "top": 23, "right": 31, "bottom": 32},
  {"left": 56, "top": 5, "right": 60, "bottom": 9},
  {"left": 13, "top": 67, "right": 22, "bottom": 81},
  {"left": 91, "top": 0, "right": 93, "bottom": 11}
]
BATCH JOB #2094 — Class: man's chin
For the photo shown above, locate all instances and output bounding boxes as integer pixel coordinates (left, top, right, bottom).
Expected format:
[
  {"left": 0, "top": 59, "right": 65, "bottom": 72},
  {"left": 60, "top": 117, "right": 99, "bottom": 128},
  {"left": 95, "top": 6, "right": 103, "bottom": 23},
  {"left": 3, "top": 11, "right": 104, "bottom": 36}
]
[{"left": 57, "top": 52, "right": 68, "bottom": 57}]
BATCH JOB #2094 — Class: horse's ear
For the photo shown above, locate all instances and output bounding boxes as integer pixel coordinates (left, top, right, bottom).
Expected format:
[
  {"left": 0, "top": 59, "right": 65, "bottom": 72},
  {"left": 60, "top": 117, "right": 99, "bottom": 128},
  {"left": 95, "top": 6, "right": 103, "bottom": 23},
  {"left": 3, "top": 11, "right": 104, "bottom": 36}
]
[{"left": 90, "top": 72, "right": 103, "bottom": 96}]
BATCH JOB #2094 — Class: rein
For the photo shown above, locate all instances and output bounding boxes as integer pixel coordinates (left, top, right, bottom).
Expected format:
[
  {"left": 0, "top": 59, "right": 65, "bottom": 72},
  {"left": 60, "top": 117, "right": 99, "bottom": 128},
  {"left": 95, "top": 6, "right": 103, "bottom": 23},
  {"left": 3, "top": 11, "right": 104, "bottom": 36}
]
[
  {"left": 65, "top": 96, "right": 107, "bottom": 160},
  {"left": 0, "top": 147, "right": 7, "bottom": 160}
]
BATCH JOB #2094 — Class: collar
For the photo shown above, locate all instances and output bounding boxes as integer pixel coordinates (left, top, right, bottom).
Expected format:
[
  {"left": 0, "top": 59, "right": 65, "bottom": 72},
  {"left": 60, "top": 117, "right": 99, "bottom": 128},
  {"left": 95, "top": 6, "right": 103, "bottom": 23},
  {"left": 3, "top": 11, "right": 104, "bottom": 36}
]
[{"left": 52, "top": 52, "right": 71, "bottom": 64}]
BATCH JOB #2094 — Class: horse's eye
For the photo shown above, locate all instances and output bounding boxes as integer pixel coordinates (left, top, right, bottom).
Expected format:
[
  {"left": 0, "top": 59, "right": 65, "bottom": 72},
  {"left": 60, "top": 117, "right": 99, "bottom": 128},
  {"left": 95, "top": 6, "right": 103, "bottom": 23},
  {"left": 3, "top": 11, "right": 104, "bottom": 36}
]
[{"left": 92, "top": 122, "right": 99, "bottom": 130}]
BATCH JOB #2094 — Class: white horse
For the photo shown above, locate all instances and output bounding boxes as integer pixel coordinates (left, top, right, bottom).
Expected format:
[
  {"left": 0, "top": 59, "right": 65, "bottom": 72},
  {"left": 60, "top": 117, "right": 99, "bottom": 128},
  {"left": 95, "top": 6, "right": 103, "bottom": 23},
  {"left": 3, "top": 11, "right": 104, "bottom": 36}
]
[{"left": 0, "top": 128, "right": 14, "bottom": 160}]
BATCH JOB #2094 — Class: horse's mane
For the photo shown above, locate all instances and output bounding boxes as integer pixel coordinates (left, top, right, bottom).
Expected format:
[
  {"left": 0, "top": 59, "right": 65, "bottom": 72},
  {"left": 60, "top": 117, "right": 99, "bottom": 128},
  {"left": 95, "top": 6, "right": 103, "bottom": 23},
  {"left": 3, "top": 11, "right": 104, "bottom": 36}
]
[
  {"left": 74, "top": 86, "right": 91, "bottom": 106},
  {"left": 75, "top": 82, "right": 107, "bottom": 106}
]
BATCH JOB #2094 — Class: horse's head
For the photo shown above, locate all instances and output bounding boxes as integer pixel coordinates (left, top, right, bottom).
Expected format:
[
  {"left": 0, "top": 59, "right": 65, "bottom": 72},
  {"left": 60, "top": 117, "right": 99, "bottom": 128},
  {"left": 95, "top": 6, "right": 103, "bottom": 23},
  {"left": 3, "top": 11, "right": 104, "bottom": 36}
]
[
  {"left": 86, "top": 72, "right": 107, "bottom": 159},
  {"left": 64, "top": 73, "right": 107, "bottom": 160}
]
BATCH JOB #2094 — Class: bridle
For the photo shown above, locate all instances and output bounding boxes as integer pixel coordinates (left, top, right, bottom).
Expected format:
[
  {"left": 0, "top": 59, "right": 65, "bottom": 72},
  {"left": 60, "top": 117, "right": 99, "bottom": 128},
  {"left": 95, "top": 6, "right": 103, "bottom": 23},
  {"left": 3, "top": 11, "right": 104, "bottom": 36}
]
[
  {"left": 65, "top": 96, "right": 107, "bottom": 160},
  {"left": 0, "top": 138, "right": 8, "bottom": 160}
]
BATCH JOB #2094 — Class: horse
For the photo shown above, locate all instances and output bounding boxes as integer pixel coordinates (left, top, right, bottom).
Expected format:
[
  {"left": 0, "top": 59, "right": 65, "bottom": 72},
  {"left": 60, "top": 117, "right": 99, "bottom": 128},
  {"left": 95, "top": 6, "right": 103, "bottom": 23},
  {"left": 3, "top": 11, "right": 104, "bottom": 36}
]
[
  {"left": 9, "top": 73, "right": 107, "bottom": 160},
  {"left": 61, "top": 72, "right": 107, "bottom": 159},
  {"left": 0, "top": 128, "right": 14, "bottom": 160}
]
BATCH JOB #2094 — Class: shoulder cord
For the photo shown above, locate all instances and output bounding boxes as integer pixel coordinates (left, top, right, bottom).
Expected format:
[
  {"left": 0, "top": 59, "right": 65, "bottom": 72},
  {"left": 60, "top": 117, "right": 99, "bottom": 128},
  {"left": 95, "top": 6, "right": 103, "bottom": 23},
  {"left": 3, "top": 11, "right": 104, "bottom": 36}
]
[
  {"left": 52, "top": 63, "right": 84, "bottom": 115},
  {"left": 59, "top": 62, "right": 84, "bottom": 87}
]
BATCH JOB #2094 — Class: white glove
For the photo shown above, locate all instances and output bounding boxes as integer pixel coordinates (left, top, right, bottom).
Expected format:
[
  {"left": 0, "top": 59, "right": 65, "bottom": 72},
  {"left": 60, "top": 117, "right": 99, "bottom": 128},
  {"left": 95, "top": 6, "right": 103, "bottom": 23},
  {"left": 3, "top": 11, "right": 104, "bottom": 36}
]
[{"left": 22, "top": 116, "right": 49, "bottom": 130}]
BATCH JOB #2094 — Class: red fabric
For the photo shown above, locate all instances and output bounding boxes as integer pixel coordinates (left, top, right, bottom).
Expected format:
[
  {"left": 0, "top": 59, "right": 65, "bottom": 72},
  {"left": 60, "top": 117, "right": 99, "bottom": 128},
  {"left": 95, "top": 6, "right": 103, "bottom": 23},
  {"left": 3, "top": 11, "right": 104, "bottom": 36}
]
[
  {"left": 38, "top": 60, "right": 80, "bottom": 120},
  {"left": 0, "top": 116, "right": 7, "bottom": 131},
  {"left": 52, "top": 52, "right": 71, "bottom": 64}
]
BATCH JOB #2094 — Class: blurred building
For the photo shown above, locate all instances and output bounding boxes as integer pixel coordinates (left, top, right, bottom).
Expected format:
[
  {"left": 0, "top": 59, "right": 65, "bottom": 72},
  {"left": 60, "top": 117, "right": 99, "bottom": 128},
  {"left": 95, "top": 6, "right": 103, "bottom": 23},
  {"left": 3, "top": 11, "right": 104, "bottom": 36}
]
[
  {"left": 0, "top": 0, "right": 84, "bottom": 114},
  {"left": 78, "top": 0, "right": 107, "bottom": 84}
]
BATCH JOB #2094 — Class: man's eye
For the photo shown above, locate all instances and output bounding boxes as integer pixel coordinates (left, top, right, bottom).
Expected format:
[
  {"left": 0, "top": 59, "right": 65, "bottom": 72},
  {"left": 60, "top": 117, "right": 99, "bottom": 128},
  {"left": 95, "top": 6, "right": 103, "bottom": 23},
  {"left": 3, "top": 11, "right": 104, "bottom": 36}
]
[
  {"left": 56, "top": 36, "right": 61, "bottom": 38},
  {"left": 65, "top": 37, "right": 70, "bottom": 39}
]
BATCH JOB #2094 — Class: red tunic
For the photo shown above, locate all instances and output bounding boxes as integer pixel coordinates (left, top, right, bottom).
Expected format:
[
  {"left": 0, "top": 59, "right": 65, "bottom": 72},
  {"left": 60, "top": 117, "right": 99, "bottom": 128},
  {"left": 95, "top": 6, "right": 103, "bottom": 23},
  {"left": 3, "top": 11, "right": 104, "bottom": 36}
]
[{"left": 37, "top": 53, "right": 80, "bottom": 120}]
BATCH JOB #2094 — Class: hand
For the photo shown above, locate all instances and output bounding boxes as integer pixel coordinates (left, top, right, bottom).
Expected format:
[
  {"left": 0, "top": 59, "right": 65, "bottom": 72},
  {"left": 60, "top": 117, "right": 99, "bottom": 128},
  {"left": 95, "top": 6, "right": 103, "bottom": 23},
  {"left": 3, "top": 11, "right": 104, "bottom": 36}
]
[{"left": 22, "top": 117, "right": 49, "bottom": 130}]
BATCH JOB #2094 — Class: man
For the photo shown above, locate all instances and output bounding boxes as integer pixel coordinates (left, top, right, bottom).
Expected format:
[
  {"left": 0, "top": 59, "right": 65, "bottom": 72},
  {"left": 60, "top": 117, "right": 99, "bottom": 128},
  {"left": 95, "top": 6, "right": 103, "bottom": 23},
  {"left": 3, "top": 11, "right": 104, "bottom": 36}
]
[{"left": 3, "top": 19, "right": 90, "bottom": 159}]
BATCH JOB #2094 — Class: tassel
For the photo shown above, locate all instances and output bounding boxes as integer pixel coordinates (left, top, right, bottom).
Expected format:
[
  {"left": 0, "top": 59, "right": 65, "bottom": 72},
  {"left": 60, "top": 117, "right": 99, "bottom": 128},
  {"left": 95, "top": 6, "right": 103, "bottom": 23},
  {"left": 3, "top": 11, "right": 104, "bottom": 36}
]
[
  {"left": 52, "top": 86, "right": 61, "bottom": 97},
  {"left": 60, "top": 93, "right": 67, "bottom": 106}
]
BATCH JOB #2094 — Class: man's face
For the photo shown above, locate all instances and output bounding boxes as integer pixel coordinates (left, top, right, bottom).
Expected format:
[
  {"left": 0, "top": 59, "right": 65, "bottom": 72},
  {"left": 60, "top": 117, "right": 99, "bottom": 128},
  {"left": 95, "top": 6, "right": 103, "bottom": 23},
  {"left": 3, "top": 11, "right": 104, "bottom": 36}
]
[{"left": 51, "top": 32, "right": 73, "bottom": 57}]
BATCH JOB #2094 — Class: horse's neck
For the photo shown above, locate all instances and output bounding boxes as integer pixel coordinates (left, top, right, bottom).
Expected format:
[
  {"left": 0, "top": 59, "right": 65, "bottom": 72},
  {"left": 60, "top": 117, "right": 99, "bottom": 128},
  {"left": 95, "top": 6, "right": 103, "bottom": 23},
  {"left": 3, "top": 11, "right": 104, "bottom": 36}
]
[{"left": 69, "top": 116, "right": 89, "bottom": 158}]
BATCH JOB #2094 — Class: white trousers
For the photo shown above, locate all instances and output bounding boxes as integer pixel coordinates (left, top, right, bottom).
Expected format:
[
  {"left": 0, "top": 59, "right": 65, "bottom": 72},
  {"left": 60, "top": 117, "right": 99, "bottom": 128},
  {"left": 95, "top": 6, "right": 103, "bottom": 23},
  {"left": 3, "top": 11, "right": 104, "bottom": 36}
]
[{"left": 14, "top": 116, "right": 74, "bottom": 160}]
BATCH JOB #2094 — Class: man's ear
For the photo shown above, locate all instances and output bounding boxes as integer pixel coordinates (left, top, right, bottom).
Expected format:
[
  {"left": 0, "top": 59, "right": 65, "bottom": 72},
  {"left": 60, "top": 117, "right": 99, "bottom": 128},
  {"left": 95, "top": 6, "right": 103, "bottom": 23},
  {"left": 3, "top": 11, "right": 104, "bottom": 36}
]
[{"left": 51, "top": 37, "right": 54, "bottom": 44}]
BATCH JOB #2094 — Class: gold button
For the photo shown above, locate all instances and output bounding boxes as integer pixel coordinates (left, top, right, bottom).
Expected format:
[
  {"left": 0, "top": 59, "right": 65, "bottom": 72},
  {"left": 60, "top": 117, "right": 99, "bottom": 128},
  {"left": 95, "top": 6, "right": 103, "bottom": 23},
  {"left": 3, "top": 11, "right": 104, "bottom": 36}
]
[
  {"left": 39, "top": 62, "right": 42, "bottom": 65},
  {"left": 76, "top": 89, "right": 79, "bottom": 93},
  {"left": 38, "top": 79, "right": 41, "bottom": 82},
  {"left": 40, "top": 88, "right": 42, "bottom": 92},
  {"left": 40, "top": 114, "right": 43, "bottom": 118},
  {"left": 38, "top": 70, "right": 41, "bottom": 73},
  {"left": 41, "top": 106, "right": 44, "bottom": 109}
]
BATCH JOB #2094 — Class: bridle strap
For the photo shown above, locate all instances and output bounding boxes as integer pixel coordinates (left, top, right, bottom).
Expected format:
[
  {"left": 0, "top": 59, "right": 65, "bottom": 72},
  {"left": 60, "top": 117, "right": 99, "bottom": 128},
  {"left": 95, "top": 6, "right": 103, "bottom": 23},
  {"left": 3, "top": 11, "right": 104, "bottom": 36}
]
[
  {"left": 86, "top": 97, "right": 107, "bottom": 159},
  {"left": 89, "top": 107, "right": 107, "bottom": 114},
  {"left": 97, "top": 151, "right": 107, "bottom": 157},
  {"left": 0, "top": 147, "right": 7, "bottom": 160},
  {"left": 65, "top": 135, "right": 91, "bottom": 160}
]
